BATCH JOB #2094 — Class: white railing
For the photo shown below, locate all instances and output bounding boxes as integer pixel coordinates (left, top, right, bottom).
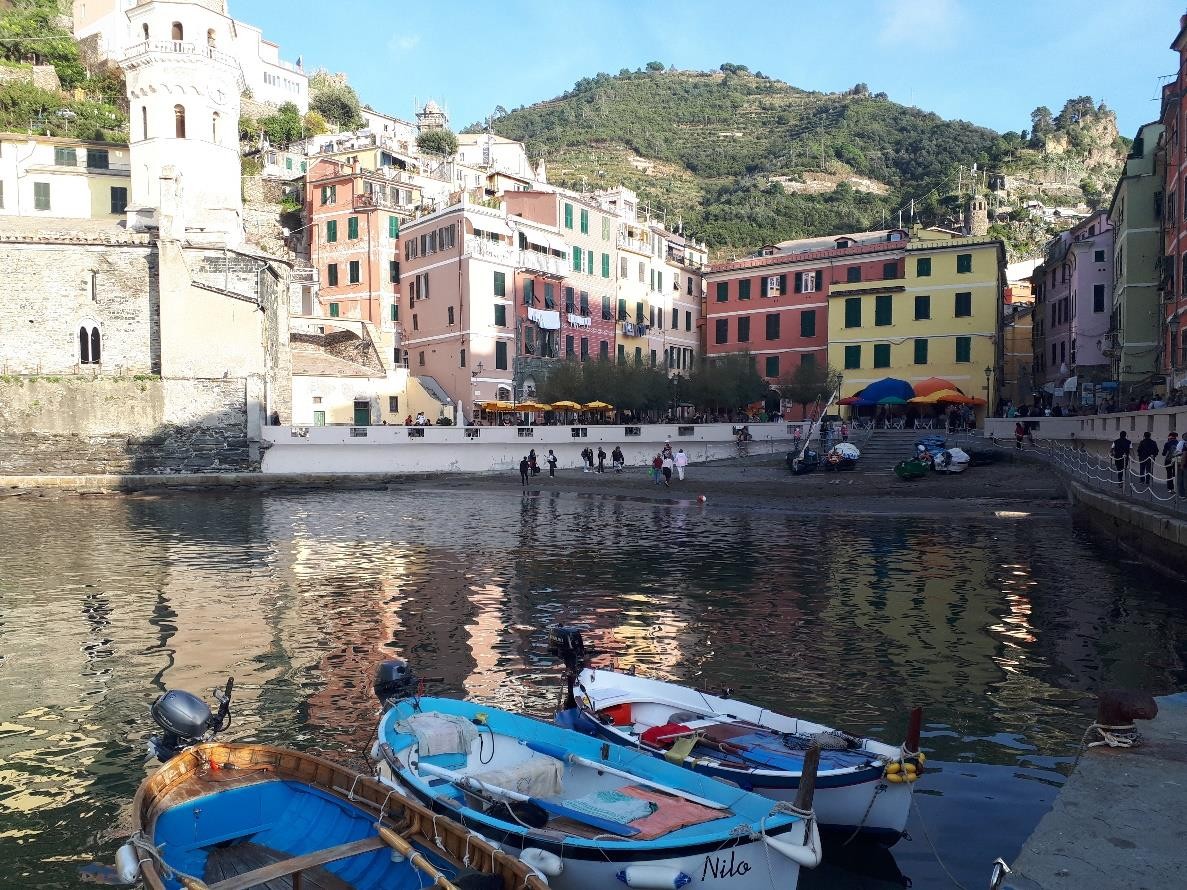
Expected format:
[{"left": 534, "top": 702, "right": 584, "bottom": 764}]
[
  {"left": 464, "top": 237, "right": 566, "bottom": 275},
  {"left": 121, "top": 40, "right": 245, "bottom": 88}
]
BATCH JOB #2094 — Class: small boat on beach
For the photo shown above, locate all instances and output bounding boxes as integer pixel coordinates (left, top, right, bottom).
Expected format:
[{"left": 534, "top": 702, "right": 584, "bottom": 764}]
[
  {"left": 893, "top": 457, "right": 930, "bottom": 480},
  {"left": 547, "top": 627, "right": 923, "bottom": 846},
  {"left": 370, "top": 662, "right": 823, "bottom": 890},
  {"left": 823, "top": 442, "right": 860, "bottom": 471},
  {"left": 933, "top": 447, "right": 970, "bottom": 474},
  {"left": 786, "top": 447, "right": 820, "bottom": 475},
  {"left": 115, "top": 680, "right": 546, "bottom": 890}
]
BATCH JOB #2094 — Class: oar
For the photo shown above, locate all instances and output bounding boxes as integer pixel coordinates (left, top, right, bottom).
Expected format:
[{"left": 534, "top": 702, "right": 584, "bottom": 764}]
[
  {"left": 524, "top": 741, "right": 728, "bottom": 810},
  {"left": 415, "top": 762, "right": 640, "bottom": 838},
  {"left": 376, "top": 825, "right": 459, "bottom": 889}
]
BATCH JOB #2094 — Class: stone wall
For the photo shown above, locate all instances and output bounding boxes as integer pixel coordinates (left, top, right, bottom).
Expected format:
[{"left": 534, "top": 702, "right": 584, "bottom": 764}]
[
  {"left": 0, "top": 377, "right": 253, "bottom": 474},
  {"left": 0, "top": 64, "right": 60, "bottom": 91},
  {"left": 0, "top": 239, "right": 159, "bottom": 376}
]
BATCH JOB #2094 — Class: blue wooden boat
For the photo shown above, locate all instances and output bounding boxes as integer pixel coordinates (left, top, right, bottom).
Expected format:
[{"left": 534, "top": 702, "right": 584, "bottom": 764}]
[
  {"left": 370, "top": 667, "right": 823, "bottom": 890},
  {"left": 116, "top": 681, "right": 546, "bottom": 890}
]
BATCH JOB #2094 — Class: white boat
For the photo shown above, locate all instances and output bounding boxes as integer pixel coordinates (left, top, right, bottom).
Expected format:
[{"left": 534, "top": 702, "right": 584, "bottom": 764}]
[
  {"left": 369, "top": 661, "right": 823, "bottom": 890},
  {"left": 934, "top": 447, "right": 970, "bottom": 473},
  {"left": 548, "top": 628, "right": 923, "bottom": 845}
]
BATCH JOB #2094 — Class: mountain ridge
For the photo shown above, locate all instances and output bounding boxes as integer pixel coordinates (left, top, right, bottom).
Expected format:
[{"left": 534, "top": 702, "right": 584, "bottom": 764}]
[{"left": 480, "top": 66, "right": 1125, "bottom": 259}]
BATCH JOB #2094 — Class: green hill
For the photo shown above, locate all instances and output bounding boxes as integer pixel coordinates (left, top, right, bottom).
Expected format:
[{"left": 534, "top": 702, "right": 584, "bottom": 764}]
[{"left": 481, "top": 66, "right": 1123, "bottom": 258}]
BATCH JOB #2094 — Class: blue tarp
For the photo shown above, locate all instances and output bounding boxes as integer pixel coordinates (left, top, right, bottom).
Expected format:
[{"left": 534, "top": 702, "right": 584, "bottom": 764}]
[{"left": 855, "top": 378, "right": 915, "bottom": 403}]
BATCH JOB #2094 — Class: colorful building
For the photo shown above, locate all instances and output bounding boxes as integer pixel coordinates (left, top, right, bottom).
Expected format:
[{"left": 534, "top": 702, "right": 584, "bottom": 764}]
[
  {"left": 306, "top": 158, "right": 408, "bottom": 329},
  {"left": 1160, "top": 17, "right": 1187, "bottom": 391},
  {"left": 0, "top": 134, "right": 130, "bottom": 220},
  {"left": 1029, "top": 210, "right": 1114, "bottom": 407},
  {"left": 653, "top": 226, "right": 706, "bottom": 375},
  {"left": 1113, "top": 122, "right": 1165, "bottom": 392},
  {"left": 705, "top": 231, "right": 907, "bottom": 410},
  {"left": 827, "top": 232, "right": 1005, "bottom": 412}
]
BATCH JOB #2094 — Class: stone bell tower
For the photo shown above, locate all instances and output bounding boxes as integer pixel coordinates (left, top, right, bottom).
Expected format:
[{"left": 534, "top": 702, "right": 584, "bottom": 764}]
[
  {"left": 965, "top": 195, "right": 989, "bottom": 237},
  {"left": 121, "top": 0, "right": 244, "bottom": 246}
]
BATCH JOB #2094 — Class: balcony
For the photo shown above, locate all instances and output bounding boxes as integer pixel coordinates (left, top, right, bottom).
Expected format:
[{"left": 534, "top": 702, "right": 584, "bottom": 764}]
[
  {"left": 354, "top": 192, "right": 401, "bottom": 211},
  {"left": 464, "top": 237, "right": 565, "bottom": 275},
  {"left": 617, "top": 233, "right": 652, "bottom": 254},
  {"left": 121, "top": 40, "right": 245, "bottom": 88}
]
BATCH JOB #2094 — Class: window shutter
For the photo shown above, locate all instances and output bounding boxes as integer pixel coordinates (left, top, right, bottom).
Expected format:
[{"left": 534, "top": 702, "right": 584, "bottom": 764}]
[
  {"left": 779, "top": 274, "right": 787, "bottom": 294},
  {"left": 761, "top": 276, "right": 769, "bottom": 297},
  {"left": 794, "top": 272, "right": 803, "bottom": 293}
]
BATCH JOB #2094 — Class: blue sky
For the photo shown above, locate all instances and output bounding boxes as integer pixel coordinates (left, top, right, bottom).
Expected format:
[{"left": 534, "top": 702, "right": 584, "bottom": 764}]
[{"left": 239, "top": 0, "right": 1182, "bottom": 138}]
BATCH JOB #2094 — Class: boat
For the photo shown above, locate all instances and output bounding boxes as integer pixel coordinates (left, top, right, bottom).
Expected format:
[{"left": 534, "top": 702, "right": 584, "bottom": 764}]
[
  {"left": 933, "top": 447, "right": 970, "bottom": 474},
  {"left": 114, "top": 679, "right": 547, "bottom": 890},
  {"left": 823, "top": 442, "right": 860, "bottom": 471},
  {"left": 547, "top": 627, "right": 923, "bottom": 846},
  {"left": 786, "top": 447, "right": 820, "bottom": 475},
  {"left": 893, "top": 457, "right": 930, "bottom": 480},
  {"left": 369, "top": 661, "right": 823, "bottom": 890}
]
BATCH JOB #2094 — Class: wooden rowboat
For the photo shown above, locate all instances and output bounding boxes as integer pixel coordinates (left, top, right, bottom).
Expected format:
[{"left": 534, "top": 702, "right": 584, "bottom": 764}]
[{"left": 126, "top": 742, "right": 548, "bottom": 890}]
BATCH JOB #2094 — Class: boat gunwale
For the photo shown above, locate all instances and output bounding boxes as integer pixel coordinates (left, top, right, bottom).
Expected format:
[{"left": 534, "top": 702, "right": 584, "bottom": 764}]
[{"left": 131, "top": 741, "right": 548, "bottom": 890}]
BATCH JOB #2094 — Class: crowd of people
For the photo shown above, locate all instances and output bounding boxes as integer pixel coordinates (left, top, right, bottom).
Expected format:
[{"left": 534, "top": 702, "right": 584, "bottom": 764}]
[
  {"left": 516, "top": 443, "right": 692, "bottom": 487},
  {"left": 1107, "top": 430, "right": 1187, "bottom": 496},
  {"left": 1000, "top": 392, "right": 1184, "bottom": 418}
]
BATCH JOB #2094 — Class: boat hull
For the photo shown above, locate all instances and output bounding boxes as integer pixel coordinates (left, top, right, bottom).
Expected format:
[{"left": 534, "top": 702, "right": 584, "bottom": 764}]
[
  {"left": 568, "top": 669, "right": 915, "bottom": 844},
  {"left": 375, "top": 697, "right": 813, "bottom": 890}
]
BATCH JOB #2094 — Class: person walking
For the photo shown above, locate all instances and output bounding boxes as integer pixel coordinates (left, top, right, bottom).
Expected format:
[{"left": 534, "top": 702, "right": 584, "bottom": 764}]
[
  {"left": 674, "top": 448, "right": 688, "bottom": 481},
  {"left": 661, "top": 453, "right": 674, "bottom": 487},
  {"left": 1015, "top": 421, "right": 1026, "bottom": 450},
  {"left": 1163, "top": 432, "right": 1179, "bottom": 492},
  {"left": 611, "top": 446, "right": 624, "bottom": 472},
  {"left": 651, "top": 453, "right": 663, "bottom": 485},
  {"left": 581, "top": 447, "right": 592, "bottom": 473},
  {"left": 519, "top": 456, "right": 530, "bottom": 487},
  {"left": 840, "top": 422, "right": 849, "bottom": 442},
  {"left": 1110, "top": 431, "right": 1131, "bottom": 484},
  {"left": 597, "top": 447, "right": 606, "bottom": 473},
  {"left": 546, "top": 449, "right": 558, "bottom": 478},
  {"left": 1137, "top": 431, "right": 1158, "bottom": 487},
  {"left": 528, "top": 449, "right": 539, "bottom": 476}
]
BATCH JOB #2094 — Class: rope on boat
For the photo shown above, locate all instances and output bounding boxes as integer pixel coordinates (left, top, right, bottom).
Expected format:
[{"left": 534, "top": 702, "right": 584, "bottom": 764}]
[{"left": 127, "top": 831, "right": 211, "bottom": 889}]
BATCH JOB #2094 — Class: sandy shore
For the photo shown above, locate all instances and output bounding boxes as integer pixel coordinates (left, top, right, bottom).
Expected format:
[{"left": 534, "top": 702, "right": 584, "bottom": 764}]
[{"left": 420, "top": 452, "right": 1068, "bottom": 517}]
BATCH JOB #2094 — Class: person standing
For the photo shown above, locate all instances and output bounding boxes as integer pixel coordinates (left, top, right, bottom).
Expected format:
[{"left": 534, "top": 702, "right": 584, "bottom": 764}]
[
  {"left": 651, "top": 453, "right": 663, "bottom": 485},
  {"left": 546, "top": 449, "right": 558, "bottom": 477},
  {"left": 661, "top": 453, "right": 674, "bottom": 487},
  {"left": 1163, "top": 432, "right": 1179, "bottom": 492},
  {"left": 611, "top": 446, "right": 624, "bottom": 472},
  {"left": 597, "top": 447, "right": 606, "bottom": 473},
  {"left": 519, "top": 456, "right": 530, "bottom": 487},
  {"left": 840, "top": 422, "right": 849, "bottom": 442},
  {"left": 674, "top": 448, "right": 688, "bottom": 481},
  {"left": 1015, "top": 421, "right": 1026, "bottom": 450},
  {"left": 1110, "top": 431, "right": 1131, "bottom": 484},
  {"left": 1137, "top": 431, "right": 1158, "bottom": 487},
  {"left": 528, "top": 449, "right": 539, "bottom": 476}
]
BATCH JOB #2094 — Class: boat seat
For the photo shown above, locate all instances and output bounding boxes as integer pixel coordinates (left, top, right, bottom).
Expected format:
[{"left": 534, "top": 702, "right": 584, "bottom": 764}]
[{"left": 205, "top": 836, "right": 385, "bottom": 890}]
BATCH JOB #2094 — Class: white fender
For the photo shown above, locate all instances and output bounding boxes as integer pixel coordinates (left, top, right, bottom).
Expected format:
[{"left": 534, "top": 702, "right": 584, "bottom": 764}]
[
  {"left": 114, "top": 843, "right": 142, "bottom": 884},
  {"left": 615, "top": 864, "right": 692, "bottom": 888},
  {"left": 762, "top": 818, "right": 822, "bottom": 869},
  {"left": 520, "top": 847, "right": 562, "bottom": 877}
]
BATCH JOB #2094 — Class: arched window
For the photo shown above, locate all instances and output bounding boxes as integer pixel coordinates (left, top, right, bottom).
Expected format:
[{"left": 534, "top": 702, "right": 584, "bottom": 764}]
[
  {"left": 207, "top": 28, "right": 216, "bottom": 48},
  {"left": 142, "top": 23, "right": 149, "bottom": 40},
  {"left": 174, "top": 104, "right": 186, "bottom": 139},
  {"left": 90, "top": 328, "right": 102, "bottom": 364},
  {"left": 171, "top": 21, "right": 183, "bottom": 41},
  {"left": 141, "top": 105, "right": 148, "bottom": 140},
  {"left": 212, "top": 111, "right": 219, "bottom": 143},
  {"left": 79, "top": 327, "right": 90, "bottom": 364}
]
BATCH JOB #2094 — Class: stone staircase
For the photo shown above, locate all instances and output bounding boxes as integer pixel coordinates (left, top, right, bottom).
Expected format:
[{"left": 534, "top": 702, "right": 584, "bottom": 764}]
[{"left": 850, "top": 428, "right": 982, "bottom": 472}]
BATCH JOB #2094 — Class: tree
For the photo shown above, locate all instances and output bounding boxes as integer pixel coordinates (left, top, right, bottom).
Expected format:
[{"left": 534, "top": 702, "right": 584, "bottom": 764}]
[
  {"left": 645, "top": 61, "right": 665, "bottom": 72},
  {"left": 260, "top": 101, "right": 302, "bottom": 146},
  {"left": 303, "top": 110, "right": 329, "bottom": 136},
  {"left": 416, "top": 128, "right": 458, "bottom": 156},
  {"left": 777, "top": 361, "right": 840, "bottom": 417},
  {"left": 0, "top": 1, "right": 86, "bottom": 89},
  {"left": 1054, "top": 96, "right": 1095, "bottom": 129},
  {"left": 1030, "top": 106, "right": 1054, "bottom": 146},
  {"left": 308, "top": 71, "right": 364, "bottom": 130}
]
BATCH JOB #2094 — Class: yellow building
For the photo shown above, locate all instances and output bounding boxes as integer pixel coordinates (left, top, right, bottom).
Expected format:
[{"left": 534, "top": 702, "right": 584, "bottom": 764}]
[
  {"left": 0, "top": 133, "right": 130, "bottom": 220},
  {"left": 829, "top": 233, "right": 1005, "bottom": 412}
]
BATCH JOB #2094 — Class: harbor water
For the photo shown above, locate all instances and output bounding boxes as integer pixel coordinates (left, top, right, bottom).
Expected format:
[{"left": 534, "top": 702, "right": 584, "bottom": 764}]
[{"left": 1, "top": 487, "right": 1185, "bottom": 888}]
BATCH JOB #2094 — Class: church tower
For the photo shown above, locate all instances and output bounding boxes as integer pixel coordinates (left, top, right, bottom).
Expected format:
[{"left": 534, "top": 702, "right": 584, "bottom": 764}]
[
  {"left": 416, "top": 100, "right": 449, "bottom": 132},
  {"left": 965, "top": 195, "right": 989, "bottom": 237},
  {"left": 122, "top": 0, "right": 244, "bottom": 246}
]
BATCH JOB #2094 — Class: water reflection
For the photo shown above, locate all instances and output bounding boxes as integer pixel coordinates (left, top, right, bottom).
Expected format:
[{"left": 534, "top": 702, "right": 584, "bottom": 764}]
[{"left": 0, "top": 490, "right": 1185, "bottom": 888}]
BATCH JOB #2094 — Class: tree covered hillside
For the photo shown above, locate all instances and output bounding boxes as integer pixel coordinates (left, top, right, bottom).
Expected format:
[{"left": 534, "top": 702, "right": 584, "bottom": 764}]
[{"left": 482, "top": 66, "right": 1014, "bottom": 254}]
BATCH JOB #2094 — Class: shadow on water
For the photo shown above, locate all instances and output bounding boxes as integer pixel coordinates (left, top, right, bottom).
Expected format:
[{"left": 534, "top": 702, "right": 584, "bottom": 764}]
[{"left": 0, "top": 487, "right": 1185, "bottom": 888}]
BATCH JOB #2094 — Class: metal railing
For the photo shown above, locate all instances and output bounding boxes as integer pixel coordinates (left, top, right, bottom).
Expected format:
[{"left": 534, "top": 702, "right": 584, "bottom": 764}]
[{"left": 988, "top": 433, "right": 1187, "bottom": 515}]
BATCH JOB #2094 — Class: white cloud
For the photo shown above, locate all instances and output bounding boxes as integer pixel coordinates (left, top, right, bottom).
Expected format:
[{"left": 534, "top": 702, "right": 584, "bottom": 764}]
[
  {"left": 876, "top": 0, "right": 962, "bottom": 48},
  {"left": 388, "top": 33, "right": 421, "bottom": 56}
]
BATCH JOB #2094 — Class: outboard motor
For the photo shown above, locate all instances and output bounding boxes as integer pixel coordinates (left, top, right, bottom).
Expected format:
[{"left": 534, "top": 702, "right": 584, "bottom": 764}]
[
  {"left": 547, "top": 626, "right": 587, "bottom": 710},
  {"left": 373, "top": 658, "right": 418, "bottom": 709},
  {"left": 148, "top": 678, "right": 234, "bottom": 763}
]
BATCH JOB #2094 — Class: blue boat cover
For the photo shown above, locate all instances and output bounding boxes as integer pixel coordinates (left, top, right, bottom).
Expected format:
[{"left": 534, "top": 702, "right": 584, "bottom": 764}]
[{"left": 702, "top": 733, "right": 874, "bottom": 772}]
